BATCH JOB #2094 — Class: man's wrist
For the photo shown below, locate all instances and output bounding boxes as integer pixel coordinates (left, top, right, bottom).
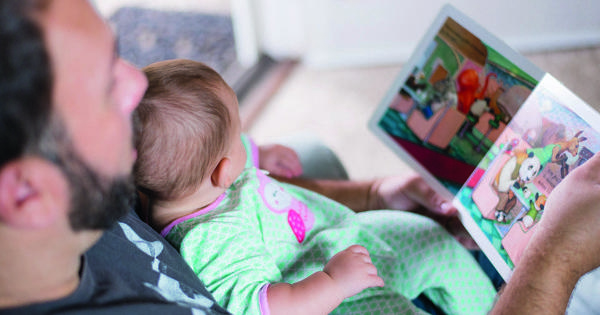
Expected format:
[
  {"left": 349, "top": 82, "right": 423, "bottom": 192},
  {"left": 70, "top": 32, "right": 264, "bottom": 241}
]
[{"left": 493, "top": 231, "right": 582, "bottom": 314}]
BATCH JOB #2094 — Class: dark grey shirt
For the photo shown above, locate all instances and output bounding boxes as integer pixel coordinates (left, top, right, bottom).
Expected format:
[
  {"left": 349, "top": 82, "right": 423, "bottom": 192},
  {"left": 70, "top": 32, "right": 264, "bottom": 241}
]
[{"left": 1, "top": 211, "right": 230, "bottom": 315}]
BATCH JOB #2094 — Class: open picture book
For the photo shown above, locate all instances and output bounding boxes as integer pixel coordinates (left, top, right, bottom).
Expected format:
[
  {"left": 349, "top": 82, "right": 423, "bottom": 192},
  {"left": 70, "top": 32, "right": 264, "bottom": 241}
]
[{"left": 368, "top": 4, "right": 600, "bottom": 281}]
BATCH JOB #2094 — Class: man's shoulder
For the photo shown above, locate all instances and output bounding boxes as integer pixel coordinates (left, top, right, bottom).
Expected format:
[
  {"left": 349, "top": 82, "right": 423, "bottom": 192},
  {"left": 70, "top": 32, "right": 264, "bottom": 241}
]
[
  {"left": 1, "top": 211, "right": 230, "bottom": 314},
  {"left": 72, "top": 210, "right": 230, "bottom": 315},
  {"left": 1, "top": 210, "right": 230, "bottom": 315}
]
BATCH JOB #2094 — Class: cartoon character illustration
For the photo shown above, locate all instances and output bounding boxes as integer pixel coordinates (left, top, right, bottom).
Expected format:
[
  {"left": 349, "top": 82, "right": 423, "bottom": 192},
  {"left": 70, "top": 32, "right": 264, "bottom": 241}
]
[
  {"left": 549, "top": 130, "right": 587, "bottom": 178},
  {"left": 419, "top": 76, "right": 457, "bottom": 118},
  {"left": 457, "top": 98, "right": 489, "bottom": 138},
  {"left": 260, "top": 181, "right": 293, "bottom": 214},
  {"left": 257, "top": 170, "right": 314, "bottom": 243},
  {"left": 492, "top": 150, "right": 541, "bottom": 223},
  {"left": 406, "top": 73, "right": 428, "bottom": 92},
  {"left": 491, "top": 129, "right": 588, "bottom": 223},
  {"left": 517, "top": 192, "right": 546, "bottom": 231},
  {"left": 456, "top": 69, "right": 496, "bottom": 115}
]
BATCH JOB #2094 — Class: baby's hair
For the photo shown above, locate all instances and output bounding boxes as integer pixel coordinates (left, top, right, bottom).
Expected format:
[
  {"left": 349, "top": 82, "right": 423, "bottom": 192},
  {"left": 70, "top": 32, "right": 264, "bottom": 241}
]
[{"left": 133, "top": 59, "right": 233, "bottom": 201}]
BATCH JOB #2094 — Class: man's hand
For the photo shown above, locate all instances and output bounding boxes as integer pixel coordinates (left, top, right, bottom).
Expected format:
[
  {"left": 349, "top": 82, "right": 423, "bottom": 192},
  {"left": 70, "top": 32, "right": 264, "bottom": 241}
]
[
  {"left": 491, "top": 154, "right": 600, "bottom": 315},
  {"left": 369, "top": 174, "right": 477, "bottom": 249},
  {"left": 534, "top": 152, "right": 600, "bottom": 276},
  {"left": 323, "top": 245, "right": 384, "bottom": 299},
  {"left": 258, "top": 144, "right": 303, "bottom": 178},
  {"left": 368, "top": 173, "right": 454, "bottom": 215}
]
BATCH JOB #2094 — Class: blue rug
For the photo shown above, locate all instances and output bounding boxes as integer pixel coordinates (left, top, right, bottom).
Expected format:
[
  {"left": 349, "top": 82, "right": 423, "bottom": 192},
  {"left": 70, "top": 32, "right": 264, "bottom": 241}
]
[{"left": 109, "top": 7, "right": 237, "bottom": 75}]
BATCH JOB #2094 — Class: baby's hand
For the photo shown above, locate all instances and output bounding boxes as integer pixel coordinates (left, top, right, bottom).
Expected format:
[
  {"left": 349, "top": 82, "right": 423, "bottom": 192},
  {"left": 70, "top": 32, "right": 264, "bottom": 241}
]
[
  {"left": 323, "top": 245, "right": 384, "bottom": 299},
  {"left": 258, "top": 144, "right": 303, "bottom": 178}
]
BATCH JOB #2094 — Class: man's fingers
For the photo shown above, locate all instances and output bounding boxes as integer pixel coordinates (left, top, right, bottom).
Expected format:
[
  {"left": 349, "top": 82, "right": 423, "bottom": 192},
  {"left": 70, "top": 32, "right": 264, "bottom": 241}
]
[{"left": 437, "top": 202, "right": 457, "bottom": 216}]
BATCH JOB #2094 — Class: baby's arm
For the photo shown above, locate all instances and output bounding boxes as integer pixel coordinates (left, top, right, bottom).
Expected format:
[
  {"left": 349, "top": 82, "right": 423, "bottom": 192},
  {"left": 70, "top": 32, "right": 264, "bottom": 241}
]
[
  {"left": 258, "top": 144, "right": 303, "bottom": 178},
  {"left": 266, "top": 245, "right": 383, "bottom": 315}
]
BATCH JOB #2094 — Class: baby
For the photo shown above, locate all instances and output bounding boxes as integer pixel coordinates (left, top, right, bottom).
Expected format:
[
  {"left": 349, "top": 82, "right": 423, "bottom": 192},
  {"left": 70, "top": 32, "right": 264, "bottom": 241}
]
[{"left": 133, "top": 59, "right": 496, "bottom": 315}]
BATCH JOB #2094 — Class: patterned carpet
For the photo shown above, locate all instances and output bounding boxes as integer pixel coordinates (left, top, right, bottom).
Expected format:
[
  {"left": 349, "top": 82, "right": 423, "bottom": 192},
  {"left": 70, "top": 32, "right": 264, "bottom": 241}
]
[{"left": 109, "top": 7, "right": 236, "bottom": 75}]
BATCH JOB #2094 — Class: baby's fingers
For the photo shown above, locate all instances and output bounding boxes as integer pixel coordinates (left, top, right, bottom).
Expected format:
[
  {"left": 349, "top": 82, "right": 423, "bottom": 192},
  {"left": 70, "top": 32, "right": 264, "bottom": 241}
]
[
  {"left": 367, "top": 273, "right": 385, "bottom": 288},
  {"left": 348, "top": 245, "right": 384, "bottom": 286},
  {"left": 347, "top": 244, "right": 369, "bottom": 255},
  {"left": 279, "top": 151, "right": 303, "bottom": 177},
  {"left": 359, "top": 259, "right": 385, "bottom": 288}
]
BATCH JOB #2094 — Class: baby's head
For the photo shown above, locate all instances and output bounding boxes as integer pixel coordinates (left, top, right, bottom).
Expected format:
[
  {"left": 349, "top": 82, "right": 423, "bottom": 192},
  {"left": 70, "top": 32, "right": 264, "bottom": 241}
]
[{"left": 134, "top": 59, "right": 246, "bottom": 205}]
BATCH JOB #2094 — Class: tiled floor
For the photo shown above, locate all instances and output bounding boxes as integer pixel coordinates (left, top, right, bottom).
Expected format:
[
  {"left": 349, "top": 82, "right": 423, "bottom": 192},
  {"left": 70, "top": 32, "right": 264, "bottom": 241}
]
[{"left": 247, "top": 47, "right": 600, "bottom": 180}]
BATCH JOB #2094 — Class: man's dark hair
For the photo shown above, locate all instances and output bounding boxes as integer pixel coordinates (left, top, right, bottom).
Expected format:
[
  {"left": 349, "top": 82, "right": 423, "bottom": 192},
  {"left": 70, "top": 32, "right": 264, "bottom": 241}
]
[
  {"left": 0, "top": 0, "right": 134, "bottom": 231},
  {"left": 0, "top": 0, "right": 52, "bottom": 167}
]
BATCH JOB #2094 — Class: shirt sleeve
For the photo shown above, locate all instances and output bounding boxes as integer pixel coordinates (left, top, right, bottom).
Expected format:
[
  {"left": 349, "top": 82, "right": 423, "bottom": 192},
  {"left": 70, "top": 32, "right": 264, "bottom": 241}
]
[{"left": 176, "top": 210, "right": 281, "bottom": 315}]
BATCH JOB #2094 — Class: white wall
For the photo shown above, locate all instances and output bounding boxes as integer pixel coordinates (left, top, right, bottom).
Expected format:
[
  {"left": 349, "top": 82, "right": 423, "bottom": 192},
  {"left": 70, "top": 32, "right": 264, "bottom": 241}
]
[{"left": 244, "top": 0, "right": 600, "bottom": 68}]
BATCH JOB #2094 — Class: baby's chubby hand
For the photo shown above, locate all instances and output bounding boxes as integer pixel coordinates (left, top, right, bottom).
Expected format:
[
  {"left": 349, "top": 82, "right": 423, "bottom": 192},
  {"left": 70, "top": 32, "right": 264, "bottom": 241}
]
[
  {"left": 323, "top": 245, "right": 384, "bottom": 299},
  {"left": 258, "top": 144, "right": 303, "bottom": 178}
]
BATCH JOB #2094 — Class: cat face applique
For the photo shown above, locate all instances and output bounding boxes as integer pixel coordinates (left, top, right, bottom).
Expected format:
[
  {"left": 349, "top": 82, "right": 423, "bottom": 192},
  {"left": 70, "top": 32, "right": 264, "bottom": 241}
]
[{"left": 256, "top": 170, "right": 314, "bottom": 243}]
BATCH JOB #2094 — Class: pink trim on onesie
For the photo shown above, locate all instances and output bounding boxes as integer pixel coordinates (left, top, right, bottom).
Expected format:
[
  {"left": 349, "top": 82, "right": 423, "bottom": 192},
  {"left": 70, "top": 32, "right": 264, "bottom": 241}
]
[
  {"left": 160, "top": 194, "right": 227, "bottom": 237},
  {"left": 248, "top": 136, "right": 260, "bottom": 167},
  {"left": 259, "top": 283, "right": 271, "bottom": 315}
]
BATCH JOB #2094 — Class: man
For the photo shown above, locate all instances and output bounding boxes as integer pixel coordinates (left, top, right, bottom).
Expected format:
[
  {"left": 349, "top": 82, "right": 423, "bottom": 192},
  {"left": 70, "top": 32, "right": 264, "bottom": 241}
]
[
  {"left": 0, "top": 0, "right": 598, "bottom": 314},
  {"left": 0, "top": 0, "right": 229, "bottom": 313}
]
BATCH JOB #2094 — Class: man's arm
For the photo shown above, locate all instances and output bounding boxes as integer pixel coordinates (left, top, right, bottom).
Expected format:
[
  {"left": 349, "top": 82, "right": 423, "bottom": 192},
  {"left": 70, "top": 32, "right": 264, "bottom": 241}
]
[
  {"left": 490, "top": 229, "right": 581, "bottom": 314},
  {"left": 275, "top": 173, "right": 456, "bottom": 216},
  {"left": 273, "top": 173, "right": 480, "bottom": 248},
  {"left": 271, "top": 175, "right": 373, "bottom": 212},
  {"left": 273, "top": 172, "right": 453, "bottom": 214}
]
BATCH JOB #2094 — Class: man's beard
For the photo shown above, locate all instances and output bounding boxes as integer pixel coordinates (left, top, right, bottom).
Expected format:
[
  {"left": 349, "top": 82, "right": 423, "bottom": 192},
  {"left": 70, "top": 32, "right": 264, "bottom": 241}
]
[
  {"left": 61, "top": 149, "right": 135, "bottom": 231},
  {"left": 39, "top": 117, "right": 135, "bottom": 231}
]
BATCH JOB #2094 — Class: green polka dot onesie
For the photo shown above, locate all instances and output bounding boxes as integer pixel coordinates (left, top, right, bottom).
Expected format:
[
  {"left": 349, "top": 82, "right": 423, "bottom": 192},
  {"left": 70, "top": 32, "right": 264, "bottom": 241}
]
[{"left": 162, "top": 135, "right": 496, "bottom": 315}]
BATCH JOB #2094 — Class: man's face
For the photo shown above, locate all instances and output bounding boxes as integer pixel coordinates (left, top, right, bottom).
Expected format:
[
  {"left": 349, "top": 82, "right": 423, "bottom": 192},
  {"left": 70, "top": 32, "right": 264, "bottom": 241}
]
[
  {"left": 38, "top": 0, "right": 147, "bottom": 230},
  {"left": 41, "top": 0, "right": 147, "bottom": 180}
]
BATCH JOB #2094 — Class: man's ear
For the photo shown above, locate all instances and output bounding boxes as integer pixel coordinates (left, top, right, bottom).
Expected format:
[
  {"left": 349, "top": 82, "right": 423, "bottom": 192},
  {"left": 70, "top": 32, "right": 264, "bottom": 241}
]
[
  {"left": 0, "top": 158, "right": 67, "bottom": 229},
  {"left": 210, "top": 157, "right": 233, "bottom": 189}
]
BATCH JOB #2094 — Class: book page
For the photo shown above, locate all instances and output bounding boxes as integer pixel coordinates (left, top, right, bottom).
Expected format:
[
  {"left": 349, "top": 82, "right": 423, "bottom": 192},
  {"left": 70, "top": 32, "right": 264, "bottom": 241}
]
[
  {"left": 369, "top": 4, "right": 543, "bottom": 200},
  {"left": 455, "top": 74, "right": 600, "bottom": 280}
]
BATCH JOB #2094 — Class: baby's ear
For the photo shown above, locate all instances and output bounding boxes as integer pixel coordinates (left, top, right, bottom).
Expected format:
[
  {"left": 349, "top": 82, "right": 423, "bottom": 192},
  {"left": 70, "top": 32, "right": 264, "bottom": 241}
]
[{"left": 211, "top": 157, "right": 233, "bottom": 189}]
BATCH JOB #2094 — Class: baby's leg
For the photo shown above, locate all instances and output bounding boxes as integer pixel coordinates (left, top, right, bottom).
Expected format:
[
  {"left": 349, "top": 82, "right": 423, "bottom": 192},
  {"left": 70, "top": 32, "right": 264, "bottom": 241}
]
[
  {"left": 357, "top": 210, "right": 496, "bottom": 315},
  {"left": 332, "top": 290, "right": 428, "bottom": 315}
]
